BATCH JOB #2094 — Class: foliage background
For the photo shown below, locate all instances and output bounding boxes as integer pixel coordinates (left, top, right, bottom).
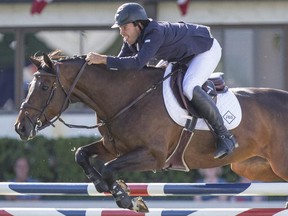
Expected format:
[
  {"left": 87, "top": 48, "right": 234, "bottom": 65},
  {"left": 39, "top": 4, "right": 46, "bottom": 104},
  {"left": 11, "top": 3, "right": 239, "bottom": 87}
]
[{"left": 0, "top": 136, "right": 240, "bottom": 183}]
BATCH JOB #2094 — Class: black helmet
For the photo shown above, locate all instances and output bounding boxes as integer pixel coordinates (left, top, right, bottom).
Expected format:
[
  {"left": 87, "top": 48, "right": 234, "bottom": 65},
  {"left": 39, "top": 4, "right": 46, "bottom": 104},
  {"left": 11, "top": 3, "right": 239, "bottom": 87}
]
[{"left": 111, "top": 3, "right": 148, "bottom": 28}]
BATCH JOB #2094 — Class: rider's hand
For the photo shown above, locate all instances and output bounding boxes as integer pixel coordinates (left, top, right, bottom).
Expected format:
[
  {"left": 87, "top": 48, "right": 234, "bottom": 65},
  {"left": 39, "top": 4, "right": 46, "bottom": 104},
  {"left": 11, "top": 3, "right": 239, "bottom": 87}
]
[{"left": 85, "top": 52, "right": 107, "bottom": 65}]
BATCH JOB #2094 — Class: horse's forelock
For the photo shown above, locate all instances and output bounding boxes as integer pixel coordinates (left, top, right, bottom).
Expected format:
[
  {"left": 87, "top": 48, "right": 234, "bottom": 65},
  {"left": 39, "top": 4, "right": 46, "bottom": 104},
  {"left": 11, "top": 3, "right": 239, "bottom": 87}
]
[{"left": 48, "top": 49, "right": 66, "bottom": 60}]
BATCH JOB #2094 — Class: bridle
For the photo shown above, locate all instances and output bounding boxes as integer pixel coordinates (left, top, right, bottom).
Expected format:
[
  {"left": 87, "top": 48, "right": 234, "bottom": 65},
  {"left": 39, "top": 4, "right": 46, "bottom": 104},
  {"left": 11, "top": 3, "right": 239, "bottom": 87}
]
[
  {"left": 20, "top": 59, "right": 179, "bottom": 134},
  {"left": 20, "top": 61, "right": 91, "bottom": 132},
  {"left": 20, "top": 71, "right": 59, "bottom": 131}
]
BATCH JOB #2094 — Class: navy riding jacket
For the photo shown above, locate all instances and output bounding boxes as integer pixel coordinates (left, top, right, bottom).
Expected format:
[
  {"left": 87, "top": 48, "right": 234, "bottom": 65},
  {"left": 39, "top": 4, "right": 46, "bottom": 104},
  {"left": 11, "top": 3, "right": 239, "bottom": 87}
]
[{"left": 106, "top": 20, "right": 214, "bottom": 70}]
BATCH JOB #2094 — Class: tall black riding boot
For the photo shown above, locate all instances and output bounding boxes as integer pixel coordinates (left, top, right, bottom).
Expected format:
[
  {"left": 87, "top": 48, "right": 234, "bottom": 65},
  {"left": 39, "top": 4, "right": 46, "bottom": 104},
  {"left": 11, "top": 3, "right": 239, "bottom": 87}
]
[{"left": 190, "top": 86, "right": 238, "bottom": 159}]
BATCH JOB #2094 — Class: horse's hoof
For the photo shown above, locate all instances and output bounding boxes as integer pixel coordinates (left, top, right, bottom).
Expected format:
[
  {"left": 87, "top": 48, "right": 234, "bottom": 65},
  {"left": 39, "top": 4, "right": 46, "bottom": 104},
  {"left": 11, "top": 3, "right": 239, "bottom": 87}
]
[{"left": 132, "top": 197, "right": 149, "bottom": 213}]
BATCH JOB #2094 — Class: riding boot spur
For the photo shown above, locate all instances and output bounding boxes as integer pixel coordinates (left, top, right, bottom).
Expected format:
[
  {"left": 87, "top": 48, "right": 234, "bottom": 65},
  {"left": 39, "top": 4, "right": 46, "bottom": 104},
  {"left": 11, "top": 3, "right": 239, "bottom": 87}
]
[{"left": 190, "top": 86, "right": 239, "bottom": 159}]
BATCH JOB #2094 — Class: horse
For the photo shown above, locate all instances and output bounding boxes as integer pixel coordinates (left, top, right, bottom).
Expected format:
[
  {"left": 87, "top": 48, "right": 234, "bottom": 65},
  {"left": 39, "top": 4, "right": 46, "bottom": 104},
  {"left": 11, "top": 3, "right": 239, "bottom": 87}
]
[{"left": 15, "top": 51, "right": 288, "bottom": 212}]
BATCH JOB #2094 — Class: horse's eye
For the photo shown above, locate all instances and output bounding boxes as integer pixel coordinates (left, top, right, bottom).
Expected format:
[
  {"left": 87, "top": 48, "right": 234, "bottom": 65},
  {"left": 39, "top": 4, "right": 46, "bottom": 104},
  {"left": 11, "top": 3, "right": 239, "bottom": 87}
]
[{"left": 41, "top": 85, "right": 49, "bottom": 91}]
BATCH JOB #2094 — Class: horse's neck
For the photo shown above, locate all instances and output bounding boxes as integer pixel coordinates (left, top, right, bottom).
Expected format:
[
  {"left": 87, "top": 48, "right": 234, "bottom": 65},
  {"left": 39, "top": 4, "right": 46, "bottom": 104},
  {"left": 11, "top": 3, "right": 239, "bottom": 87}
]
[{"left": 73, "top": 65, "right": 164, "bottom": 119}]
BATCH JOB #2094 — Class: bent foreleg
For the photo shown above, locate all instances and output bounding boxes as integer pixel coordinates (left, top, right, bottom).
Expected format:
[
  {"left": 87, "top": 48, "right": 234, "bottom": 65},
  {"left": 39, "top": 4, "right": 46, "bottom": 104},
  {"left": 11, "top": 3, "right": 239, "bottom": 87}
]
[
  {"left": 101, "top": 146, "right": 162, "bottom": 212},
  {"left": 75, "top": 139, "right": 115, "bottom": 192}
]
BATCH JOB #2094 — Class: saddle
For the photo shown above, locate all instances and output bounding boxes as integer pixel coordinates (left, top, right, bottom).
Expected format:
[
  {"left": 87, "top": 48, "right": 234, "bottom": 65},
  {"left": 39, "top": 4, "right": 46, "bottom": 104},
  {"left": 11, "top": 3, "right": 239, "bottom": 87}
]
[
  {"left": 163, "top": 63, "right": 228, "bottom": 171},
  {"left": 171, "top": 63, "right": 228, "bottom": 117}
]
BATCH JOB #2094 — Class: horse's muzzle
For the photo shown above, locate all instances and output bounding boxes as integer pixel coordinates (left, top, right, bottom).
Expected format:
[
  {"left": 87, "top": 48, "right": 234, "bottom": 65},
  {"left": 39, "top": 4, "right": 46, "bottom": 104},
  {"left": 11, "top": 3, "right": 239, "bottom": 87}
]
[{"left": 14, "top": 120, "right": 37, "bottom": 141}]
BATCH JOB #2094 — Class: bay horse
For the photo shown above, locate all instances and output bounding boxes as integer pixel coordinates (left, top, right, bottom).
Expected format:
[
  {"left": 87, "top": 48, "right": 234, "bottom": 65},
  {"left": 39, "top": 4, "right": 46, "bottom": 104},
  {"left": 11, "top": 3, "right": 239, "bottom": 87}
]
[{"left": 15, "top": 51, "right": 288, "bottom": 212}]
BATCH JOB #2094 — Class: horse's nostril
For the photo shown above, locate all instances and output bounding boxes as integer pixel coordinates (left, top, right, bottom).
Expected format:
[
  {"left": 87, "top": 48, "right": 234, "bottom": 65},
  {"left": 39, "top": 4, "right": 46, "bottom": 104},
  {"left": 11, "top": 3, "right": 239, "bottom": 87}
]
[
  {"left": 20, "top": 126, "right": 25, "bottom": 133},
  {"left": 17, "top": 124, "right": 25, "bottom": 133}
]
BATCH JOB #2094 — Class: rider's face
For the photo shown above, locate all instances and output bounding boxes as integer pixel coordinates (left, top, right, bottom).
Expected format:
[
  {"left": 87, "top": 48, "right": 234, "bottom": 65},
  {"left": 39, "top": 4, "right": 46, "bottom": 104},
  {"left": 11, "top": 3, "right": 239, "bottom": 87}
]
[{"left": 119, "top": 23, "right": 141, "bottom": 45}]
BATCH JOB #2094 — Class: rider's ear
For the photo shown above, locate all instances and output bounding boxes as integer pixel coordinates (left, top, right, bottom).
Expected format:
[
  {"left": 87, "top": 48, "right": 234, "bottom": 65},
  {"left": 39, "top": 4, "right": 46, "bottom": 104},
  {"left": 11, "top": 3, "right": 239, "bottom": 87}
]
[
  {"left": 29, "top": 57, "right": 41, "bottom": 69},
  {"left": 43, "top": 53, "right": 54, "bottom": 69}
]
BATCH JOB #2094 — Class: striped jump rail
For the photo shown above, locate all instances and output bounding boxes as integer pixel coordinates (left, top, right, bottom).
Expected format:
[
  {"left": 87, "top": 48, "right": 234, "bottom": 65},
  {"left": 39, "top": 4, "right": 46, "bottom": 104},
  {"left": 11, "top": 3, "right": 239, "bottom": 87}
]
[
  {"left": 0, "top": 208, "right": 288, "bottom": 216},
  {"left": 0, "top": 182, "right": 288, "bottom": 197}
]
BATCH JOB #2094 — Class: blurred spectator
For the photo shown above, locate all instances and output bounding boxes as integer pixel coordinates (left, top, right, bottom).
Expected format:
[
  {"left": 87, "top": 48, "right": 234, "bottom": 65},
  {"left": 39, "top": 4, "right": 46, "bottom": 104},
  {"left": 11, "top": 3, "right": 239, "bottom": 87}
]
[
  {"left": 194, "top": 167, "right": 228, "bottom": 201},
  {"left": 6, "top": 157, "right": 41, "bottom": 201},
  {"left": 230, "top": 176, "right": 267, "bottom": 202}
]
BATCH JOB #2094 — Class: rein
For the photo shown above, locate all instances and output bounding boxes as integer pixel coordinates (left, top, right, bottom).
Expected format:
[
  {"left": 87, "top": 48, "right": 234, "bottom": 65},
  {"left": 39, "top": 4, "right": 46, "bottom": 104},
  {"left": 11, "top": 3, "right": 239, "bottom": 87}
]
[
  {"left": 23, "top": 60, "right": 180, "bottom": 132},
  {"left": 54, "top": 61, "right": 106, "bottom": 129},
  {"left": 59, "top": 65, "right": 179, "bottom": 129}
]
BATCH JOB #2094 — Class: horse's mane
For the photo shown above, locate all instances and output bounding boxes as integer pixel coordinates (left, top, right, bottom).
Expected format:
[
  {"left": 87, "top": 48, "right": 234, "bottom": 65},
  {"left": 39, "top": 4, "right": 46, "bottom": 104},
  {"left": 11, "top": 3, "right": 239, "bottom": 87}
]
[
  {"left": 33, "top": 49, "right": 86, "bottom": 62},
  {"left": 32, "top": 50, "right": 163, "bottom": 79}
]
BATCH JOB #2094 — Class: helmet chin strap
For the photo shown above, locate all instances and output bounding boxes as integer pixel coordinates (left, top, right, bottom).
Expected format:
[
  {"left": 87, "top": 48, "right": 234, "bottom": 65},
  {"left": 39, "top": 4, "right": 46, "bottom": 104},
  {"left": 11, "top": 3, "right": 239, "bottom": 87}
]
[{"left": 138, "top": 23, "right": 144, "bottom": 31}]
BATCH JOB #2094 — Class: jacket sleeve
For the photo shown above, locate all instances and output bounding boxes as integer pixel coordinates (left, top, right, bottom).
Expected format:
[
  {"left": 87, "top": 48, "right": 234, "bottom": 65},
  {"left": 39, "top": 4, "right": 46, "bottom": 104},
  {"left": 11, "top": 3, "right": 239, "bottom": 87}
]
[{"left": 107, "top": 29, "right": 163, "bottom": 70}]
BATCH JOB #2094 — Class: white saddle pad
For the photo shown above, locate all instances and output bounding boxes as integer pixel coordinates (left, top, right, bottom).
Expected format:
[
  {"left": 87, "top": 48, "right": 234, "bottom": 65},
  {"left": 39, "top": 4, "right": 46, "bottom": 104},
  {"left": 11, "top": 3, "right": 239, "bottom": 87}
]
[{"left": 162, "top": 63, "right": 242, "bottom": 130}]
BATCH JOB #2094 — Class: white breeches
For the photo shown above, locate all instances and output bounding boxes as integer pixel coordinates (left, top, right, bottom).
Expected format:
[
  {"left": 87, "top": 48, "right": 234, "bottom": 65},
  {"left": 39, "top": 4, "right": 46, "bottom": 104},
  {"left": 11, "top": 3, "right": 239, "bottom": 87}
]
[{"left": 183, "top": 39, "right": 222, "bottom": 100}]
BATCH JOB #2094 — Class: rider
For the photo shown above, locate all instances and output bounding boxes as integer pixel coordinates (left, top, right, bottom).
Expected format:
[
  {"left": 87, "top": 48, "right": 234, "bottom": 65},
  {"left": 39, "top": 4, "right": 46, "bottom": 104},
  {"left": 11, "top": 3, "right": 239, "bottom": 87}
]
[{"left": 85, "top": 2, "right": 238, "bottom": 159}]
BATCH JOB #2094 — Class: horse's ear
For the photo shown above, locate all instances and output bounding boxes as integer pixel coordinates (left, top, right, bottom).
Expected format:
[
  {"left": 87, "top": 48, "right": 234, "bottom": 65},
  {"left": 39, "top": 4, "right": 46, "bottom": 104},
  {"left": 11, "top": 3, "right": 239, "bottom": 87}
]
[
  {"left": 29, "top": 57, "right": 41, "bottom": 69},
  {"left": 43, "top": 53, "right": 54, "bottom": 69}
]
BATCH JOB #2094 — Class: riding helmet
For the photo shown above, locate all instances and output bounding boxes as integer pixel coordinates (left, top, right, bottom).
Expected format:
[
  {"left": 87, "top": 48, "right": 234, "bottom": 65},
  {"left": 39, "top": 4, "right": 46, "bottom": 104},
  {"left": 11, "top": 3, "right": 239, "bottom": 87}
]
[{"left": 111, "top": 3, "right": 148, "bottom": 28}]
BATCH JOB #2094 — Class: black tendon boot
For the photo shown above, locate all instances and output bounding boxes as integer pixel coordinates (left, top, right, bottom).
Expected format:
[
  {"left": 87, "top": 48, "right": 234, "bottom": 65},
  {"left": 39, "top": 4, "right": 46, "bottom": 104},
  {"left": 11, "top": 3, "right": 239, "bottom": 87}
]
[{"left": 190, "top": 86, "right": 239, "bottom": 159}]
